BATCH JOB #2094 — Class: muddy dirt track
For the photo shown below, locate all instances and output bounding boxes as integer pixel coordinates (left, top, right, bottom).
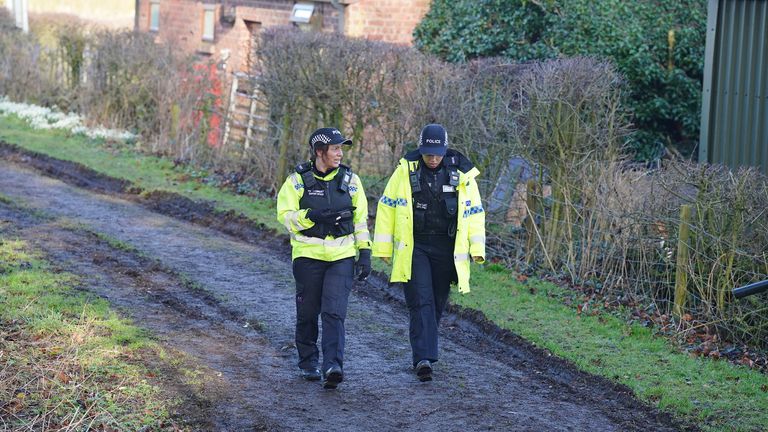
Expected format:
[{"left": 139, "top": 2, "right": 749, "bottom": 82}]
[{"left": 0, "top": 143, "right": 691, "bottom": 431}]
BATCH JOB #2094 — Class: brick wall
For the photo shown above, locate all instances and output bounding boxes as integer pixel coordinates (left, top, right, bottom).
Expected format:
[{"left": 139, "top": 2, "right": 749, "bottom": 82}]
[
  {"left": 346, "top": 0, "right": 430, "bottom": 45},
  {"left": 137, "top": 0, "right": 350, "bottom": 73}
]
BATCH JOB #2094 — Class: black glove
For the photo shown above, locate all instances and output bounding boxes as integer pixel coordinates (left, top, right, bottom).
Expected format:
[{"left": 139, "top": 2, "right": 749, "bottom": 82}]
[
  {"left": 307, "top": 208, "right": 342, "bottom": 225},
  {"left": 355, "top": 249, "right": 371, "bottom": 281},
  {"left": 307, "top": 207, "right": 356, "bottom": 225}
]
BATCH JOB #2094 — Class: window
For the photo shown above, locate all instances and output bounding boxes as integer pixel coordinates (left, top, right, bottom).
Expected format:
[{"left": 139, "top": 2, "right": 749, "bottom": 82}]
[
  {"left": 149, "top": 0, "right": 160, "bottom": 32},
  {"left": 202, "top": 5, "right": 215, "bottom": 41},
  {"left": 290, "top": 3, "right": 314, "bottom": 24}
]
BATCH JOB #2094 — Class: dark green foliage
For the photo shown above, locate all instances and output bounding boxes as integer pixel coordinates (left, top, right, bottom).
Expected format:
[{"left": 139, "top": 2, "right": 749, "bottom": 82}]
[
  {"left": 414, "top": 0, "right": 707, "bottom": 160},
  {"left": 413, "top": 0, "right": 553, "bottom": 62}
]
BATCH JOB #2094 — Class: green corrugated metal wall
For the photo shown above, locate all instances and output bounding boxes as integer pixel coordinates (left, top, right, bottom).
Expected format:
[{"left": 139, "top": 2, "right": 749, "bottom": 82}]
[{"left": 699, "top": 0, "right": 768, "bottom": 174}]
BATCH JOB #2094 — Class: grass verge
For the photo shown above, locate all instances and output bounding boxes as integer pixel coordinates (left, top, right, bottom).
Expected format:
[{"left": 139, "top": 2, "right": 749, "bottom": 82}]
[
  {"left": 0, "top": 114, "right": 281, "bottom": 233},
  {"left": 2, "top": 113, "right": 767, "bottom": 431},
  {"left": 0, "top": 237, "right": 180, "bottom": 430},
  {"left": 459, "top": 264, "right": 768, "bottom": 431}
]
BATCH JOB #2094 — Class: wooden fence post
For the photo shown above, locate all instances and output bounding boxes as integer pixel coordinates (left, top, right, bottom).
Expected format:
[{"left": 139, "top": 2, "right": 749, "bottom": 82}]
[
  {"left": 674, "top": 204, "right": 692, "bottom": 318},
  {"left": 525, "top": 179, "right": 538, "bottom": 264}
]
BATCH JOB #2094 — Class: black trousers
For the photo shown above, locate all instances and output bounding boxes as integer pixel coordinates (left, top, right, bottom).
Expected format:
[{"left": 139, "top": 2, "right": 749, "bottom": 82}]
[
  {"left": 403, "top": 235, "right": 457, "bottom": 366},
  {"left": 292, "top": 256, "right": 354, "bottom": 372}
]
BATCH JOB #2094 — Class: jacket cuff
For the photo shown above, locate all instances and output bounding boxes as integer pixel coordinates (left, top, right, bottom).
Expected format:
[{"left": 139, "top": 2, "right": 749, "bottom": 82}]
[{"left": 469, "top": 244, "right": 485, "bottom": 260}]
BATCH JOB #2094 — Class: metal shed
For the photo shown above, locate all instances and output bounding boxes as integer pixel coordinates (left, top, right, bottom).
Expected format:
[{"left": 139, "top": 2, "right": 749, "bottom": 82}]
[{"left": 699, "top": 0, "right": 768, "bottom": 174}]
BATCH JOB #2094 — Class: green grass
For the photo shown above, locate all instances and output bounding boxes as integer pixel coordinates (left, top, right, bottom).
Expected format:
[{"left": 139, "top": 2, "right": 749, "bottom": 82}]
[
  {"left": 0, "top": 238, "right": 177, "bottom": 430},
  {"left": 0, "top": 114, "right": 282, "bottom": 233},
  {"left": 456, "top": 263, "right": 768, "bottom": 431},
  {"left": 2, "top": 112, "right": 768, "bottom": 431}
]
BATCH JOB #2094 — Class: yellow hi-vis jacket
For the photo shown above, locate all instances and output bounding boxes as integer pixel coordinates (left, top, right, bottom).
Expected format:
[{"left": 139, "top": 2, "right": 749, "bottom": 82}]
[
  {"left": 372, "top": 151, "right": 486, "bottom": 293},
  {"left": 276, "top": 165, "right": 371, "bottom": 261}
]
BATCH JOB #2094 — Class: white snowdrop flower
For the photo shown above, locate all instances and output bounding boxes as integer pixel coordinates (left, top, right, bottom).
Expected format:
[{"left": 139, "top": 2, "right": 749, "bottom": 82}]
[{"left": 0, "top": 96, "right": 136, "bottom": 142}]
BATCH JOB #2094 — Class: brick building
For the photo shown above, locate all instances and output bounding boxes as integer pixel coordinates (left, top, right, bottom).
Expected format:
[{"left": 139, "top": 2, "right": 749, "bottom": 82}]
[
  {"left": 135, "top": 0, "right": 431, "bottom": 74},
  {"left": 5, "top": 0, "right": 134, "bottom": 30}
]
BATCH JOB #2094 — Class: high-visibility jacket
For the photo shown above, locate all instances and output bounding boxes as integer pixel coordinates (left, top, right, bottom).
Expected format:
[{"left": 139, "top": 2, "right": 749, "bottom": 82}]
[
  {"left": 277, "top": 163, "right": 370, "bottom": 261},
  {"left": 372, "top": 150, "right": 486, "bottom": 293}
]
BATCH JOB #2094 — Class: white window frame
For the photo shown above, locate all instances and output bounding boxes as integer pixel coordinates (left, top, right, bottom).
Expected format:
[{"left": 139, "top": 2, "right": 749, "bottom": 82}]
[
  {"left": 290, "top": 3, "right": 314, "bottom": 23},
  {"left": 202, "top": 5, "right": 216, "bottom": 42},
  {"left": 149, "top": 0, "right": 160, "bottom": 32}
]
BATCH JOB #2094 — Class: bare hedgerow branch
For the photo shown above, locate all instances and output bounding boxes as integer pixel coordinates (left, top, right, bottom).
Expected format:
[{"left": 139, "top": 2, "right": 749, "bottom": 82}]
[{"left": 253, "top": 28, "right": 530, "bottom": 197}]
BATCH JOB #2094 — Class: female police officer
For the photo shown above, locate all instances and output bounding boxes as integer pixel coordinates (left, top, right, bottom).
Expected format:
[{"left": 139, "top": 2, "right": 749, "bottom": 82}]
[
  {"left": 372, "top": 124, "right": 485, "bottom": 382},
  {"left": 276, "top": 127, "right": 371, "bottom": 389}
]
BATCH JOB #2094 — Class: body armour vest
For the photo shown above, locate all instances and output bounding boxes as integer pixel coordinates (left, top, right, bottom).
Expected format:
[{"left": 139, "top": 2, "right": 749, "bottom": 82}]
[
  {"left": 297, "top": 163, "right": 354, "bottom": 239},
  {"left": 412, "top": 162, "right": 459, "bottom": 237}
]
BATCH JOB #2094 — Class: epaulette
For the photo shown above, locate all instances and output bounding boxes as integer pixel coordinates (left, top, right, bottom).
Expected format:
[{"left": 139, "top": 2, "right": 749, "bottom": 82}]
[
  {"left": 295, "top": 161, "right": 312, "bottom": 173},
  {"left": 337, "top": 164, "right": 352, "bottom": 193},
  {"left": 295, "top": 161, "right": 316, "bottom": 188}
]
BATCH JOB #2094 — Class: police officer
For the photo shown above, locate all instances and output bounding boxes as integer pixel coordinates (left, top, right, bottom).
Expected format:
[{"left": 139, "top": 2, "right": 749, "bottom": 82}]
[
  {"left": 276, "top": 127, "right": 371, "bottom": 389},
  {"left": 372, "top": 124, "right": 485, "bottom": 382}
]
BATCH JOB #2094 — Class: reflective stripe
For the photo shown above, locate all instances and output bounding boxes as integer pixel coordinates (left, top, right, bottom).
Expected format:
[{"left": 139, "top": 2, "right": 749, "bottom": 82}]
[
  {"left": 373, "top": 233, "right": 393, "bottom": 243},
  {"left": 454, "top": 253, "right": 470, "bottom": 262},
  {"left": 290, "top": 211, "right": 303, "bottom": 230},
  {"left": 395, "top": 241, "right": 407, "bottom": 250},
  {"left": 354, "top": 222, "right": 368, "bottom": 231},
  {"left": 470, "top": 235, "right": 485, "bottom": 244},
  {"left": 283, "top": 210, "right": 303, "bottom": 232},
  {"left": 282, "top": 215, "right": 292, "bottom": 231},
  {"left": 379, "top": 195, "right": 397, "bottom": 207},
  {"left": 290, "top": 173, "right": 303, "bottom": 190},
  {"left": 355, "top": 232, "right": 370, "bottom": 242},
  {"left": 462, "top": 205, "right": 485, "bottom": 218},
  {"left": 379, "top": 195, "right": 408, "bottom": 207},
  {"left": 291, "top": 233, "right": 355, "bottom": 247}
]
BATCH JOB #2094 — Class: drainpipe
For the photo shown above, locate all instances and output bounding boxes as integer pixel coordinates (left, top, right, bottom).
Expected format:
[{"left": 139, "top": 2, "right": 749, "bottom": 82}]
[
  {"left": 134, "top": 0, "right": 140, "bottom": 31},
  {"left": 12, "top": 0, "right": 28, "bottom": 33},
  {"left": 330, "top": 0, "right": 345, "bottom": 35}
]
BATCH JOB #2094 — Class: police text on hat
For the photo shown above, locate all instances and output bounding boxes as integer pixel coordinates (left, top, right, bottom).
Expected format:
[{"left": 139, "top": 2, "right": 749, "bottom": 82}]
[{"left": 418, "top": 124, "right": 448, "bottom": 156}]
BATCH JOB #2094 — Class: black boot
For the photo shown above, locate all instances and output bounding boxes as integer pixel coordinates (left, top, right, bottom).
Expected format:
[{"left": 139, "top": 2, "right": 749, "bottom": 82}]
[
  {"left": 323, "top": 365, "right": 343, "bottom": 389},
  {"left": 300, "top": 367, "right": 321, "bottom": 381},
  {"left": 415, "top": 360, "right": 432, "bottom": 382}
]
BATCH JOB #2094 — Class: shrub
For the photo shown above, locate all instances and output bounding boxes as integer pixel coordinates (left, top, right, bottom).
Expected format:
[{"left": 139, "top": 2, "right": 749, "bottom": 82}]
[
  {"left": 0, "top": 16, "right": 219, "bottom": 165},
  {"left": 255, "top": 27, "right": 441, "bottom": 190},
  {"left": 518, "top": 57, "right": 629, "bottom": 267},
  {"left": 0, "top": 13, "right": 64, "bottom": 107},
  {"left": 254, "top": 28, "right": 532, "bottom": 194},
  {"left": 508, "top": 156, "right": 768, "bottom": 347},
  {"left": 414, "top": 0, "right": 707, "bottom": 160}
]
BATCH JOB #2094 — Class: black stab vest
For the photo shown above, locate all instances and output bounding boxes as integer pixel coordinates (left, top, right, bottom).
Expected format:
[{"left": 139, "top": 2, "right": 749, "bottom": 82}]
[
  {"left": 296, "top": 162, "right": 354, "bottom": 239},
  {"left": 411, "top": 160, "right": 459, "bottom": 237}
]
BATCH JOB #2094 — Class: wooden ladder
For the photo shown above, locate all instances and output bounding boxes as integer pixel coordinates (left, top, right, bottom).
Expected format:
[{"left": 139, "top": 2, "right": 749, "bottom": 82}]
[{"left": 222, "top": 71, "right": 269, "bottom": 157}]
